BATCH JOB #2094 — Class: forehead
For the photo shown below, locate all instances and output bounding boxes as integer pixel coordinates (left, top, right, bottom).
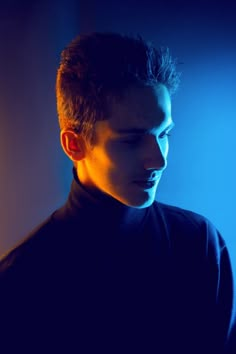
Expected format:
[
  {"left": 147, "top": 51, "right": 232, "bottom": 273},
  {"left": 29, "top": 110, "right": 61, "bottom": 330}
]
[{"left": 106, "top": 84, "right": 172, "bottom": 132}]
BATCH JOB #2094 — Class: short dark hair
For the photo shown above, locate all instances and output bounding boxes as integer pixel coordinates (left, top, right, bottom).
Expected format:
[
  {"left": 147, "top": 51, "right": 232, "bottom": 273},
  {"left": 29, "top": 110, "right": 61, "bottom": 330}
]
[{"left": 56, "top": 32, "right": 180, "bottom": 142}]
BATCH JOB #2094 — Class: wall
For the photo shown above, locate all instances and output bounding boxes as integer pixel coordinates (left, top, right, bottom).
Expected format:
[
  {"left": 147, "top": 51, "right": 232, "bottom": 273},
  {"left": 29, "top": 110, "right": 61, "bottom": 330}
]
[{"left": 1, "top": 0, "right": 235, "bottom": 276}]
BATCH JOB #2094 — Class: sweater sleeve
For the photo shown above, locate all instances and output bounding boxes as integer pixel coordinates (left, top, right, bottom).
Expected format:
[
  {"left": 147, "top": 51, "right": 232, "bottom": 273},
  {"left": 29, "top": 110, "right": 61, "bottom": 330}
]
[
  {"left": 219, "top": 243, "right": 236, "bottom": 354},
  {"left": 204, "top": 221, "right": 235, "bottom": 354},
  {"left": 155, "top": 202, "right": 236, "bottom": 353}
]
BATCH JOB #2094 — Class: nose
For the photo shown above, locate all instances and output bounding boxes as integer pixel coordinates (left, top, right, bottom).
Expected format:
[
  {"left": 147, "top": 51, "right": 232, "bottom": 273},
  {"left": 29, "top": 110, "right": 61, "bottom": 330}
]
[{"left": 143, "top": 137, "right": 168, "bottom": 171}]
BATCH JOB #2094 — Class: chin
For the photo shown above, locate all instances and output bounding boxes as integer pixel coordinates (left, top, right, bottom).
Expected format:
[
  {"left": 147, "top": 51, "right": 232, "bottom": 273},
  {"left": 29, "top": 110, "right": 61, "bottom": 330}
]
[
  {"left": 136, "top": 199, "right": 155, "bottom": 209},
  {"left": 113, "top": 187, "right": 157, "bottom": 208},
  {"left": 123, "top": 195, "right": 156, "bottom": 209}
]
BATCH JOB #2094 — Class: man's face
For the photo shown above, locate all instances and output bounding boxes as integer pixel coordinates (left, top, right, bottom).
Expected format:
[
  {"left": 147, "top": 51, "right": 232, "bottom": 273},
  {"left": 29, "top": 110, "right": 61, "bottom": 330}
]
[{"left": 79, "top": 84, "right": 173, "bottom": 208}]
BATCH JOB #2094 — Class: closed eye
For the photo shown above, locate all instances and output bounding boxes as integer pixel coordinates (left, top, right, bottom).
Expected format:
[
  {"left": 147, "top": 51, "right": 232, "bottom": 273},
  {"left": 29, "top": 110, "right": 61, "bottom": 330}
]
[
  {"left": 159, "top": 125, "right": 174, "bottom": 139},
  {"left": 159, "top": 131, "right": 171, "bottom": 139}
]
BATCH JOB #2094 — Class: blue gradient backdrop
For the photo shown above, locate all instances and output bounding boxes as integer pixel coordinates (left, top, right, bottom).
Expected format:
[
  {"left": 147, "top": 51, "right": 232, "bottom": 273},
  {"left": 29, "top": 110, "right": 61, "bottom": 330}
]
[{"left": 0, "top": 0, "right": 235, "bottom": 277}]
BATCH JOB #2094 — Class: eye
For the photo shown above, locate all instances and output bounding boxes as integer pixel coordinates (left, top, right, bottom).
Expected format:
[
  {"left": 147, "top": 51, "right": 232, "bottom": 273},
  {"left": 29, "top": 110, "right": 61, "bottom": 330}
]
[{"left": 159, "top": 130, "right": 172, "bottom": 139}]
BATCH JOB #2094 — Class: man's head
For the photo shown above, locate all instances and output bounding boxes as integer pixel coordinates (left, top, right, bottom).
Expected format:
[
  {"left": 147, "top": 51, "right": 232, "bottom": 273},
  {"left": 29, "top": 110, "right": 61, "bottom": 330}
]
[{"left": 56, "top": 32, "right": 180, "bottom": 208}]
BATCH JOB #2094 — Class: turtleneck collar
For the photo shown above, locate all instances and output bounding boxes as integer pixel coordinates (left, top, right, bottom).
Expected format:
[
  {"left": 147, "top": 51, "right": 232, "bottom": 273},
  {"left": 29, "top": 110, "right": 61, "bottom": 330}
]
[{"left": 59, "top": 168, "right": 149, "bottom": 234}]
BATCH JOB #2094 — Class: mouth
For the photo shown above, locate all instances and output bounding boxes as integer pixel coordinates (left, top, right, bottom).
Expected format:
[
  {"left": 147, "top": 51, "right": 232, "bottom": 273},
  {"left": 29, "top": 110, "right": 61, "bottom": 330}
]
[{"left": 133, "top": 180, "right": 157, "bottom": 189}]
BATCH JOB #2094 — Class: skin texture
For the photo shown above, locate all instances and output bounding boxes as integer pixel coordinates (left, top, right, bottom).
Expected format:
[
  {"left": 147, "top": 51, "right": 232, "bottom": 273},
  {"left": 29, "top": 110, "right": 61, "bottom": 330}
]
[{"left": 61, "top": 83, "right": 174, "bottom": 208}]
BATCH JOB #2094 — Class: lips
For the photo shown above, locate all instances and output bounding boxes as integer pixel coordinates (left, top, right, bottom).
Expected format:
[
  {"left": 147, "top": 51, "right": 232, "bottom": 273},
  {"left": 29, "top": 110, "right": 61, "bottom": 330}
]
[{"left": 133, "top": 180, "right": 157, "bottom": 189}]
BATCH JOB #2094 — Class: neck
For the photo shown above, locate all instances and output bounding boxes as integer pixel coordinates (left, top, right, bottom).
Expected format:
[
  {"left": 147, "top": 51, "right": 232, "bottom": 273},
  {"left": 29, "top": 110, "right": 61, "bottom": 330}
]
[{"left": 64, "top": 168, "right": 149, "bottom": 233}]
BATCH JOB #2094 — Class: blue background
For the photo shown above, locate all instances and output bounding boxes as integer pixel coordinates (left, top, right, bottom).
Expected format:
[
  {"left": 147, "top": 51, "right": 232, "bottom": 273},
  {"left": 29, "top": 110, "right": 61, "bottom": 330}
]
[{"left": 0, "top": 0, "right": 235, "bottom": 278}]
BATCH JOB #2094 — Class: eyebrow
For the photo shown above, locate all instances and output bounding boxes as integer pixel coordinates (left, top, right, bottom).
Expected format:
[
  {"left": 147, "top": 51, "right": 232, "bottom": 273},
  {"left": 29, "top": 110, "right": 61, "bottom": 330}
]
[{"left": 115, "top": 122, "right": 175, "bottom": 135}]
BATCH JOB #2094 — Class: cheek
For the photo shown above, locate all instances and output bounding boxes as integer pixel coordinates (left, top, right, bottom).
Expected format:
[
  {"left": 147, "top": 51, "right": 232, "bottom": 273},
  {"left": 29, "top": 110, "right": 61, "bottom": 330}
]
[
  {"left": 161, "top": 140, "right": 169, "bottom": 158},
  {"left": 106, "top": 144, "right": 135, "bottom": 169},
  {"left": 165, "top": 144, "right": 169, "bottom": 157},
  {"left": 106, "top": 151, "right": 136, "bottom": 185}
]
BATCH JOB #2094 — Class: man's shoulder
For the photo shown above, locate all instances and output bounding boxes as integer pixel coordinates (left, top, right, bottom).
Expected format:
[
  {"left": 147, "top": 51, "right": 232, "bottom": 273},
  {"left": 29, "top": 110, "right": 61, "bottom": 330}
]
[
  {"left": 154, "top": 201, "right": 209, "bottom": 225},
  {"left": 0, "top": 206, "right": 87, "bottom": 277},
  {"left": 151, "top": 201, "right": 224, "bottom": 248},
  {"left": 0, "top": 216, "right": 55, "bottom": 275}
]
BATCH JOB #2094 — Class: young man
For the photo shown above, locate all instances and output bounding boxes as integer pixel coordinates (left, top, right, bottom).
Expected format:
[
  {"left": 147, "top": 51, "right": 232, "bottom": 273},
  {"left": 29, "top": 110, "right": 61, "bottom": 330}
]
[{"left": 0, "top": 32, "right": 235, "bottom": 353}]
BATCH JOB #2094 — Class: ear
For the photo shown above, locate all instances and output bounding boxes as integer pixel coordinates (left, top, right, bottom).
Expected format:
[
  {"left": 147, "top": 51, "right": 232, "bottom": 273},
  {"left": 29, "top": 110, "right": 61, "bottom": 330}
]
[{"left": 60, "top": 129, "right": 86, "bottom": 162}]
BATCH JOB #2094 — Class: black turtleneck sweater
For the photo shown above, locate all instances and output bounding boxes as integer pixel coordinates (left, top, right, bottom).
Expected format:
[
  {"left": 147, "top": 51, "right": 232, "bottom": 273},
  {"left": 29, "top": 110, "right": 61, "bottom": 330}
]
[{"left": 0, "top": 171, "right": 235, "bottom": 354}]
